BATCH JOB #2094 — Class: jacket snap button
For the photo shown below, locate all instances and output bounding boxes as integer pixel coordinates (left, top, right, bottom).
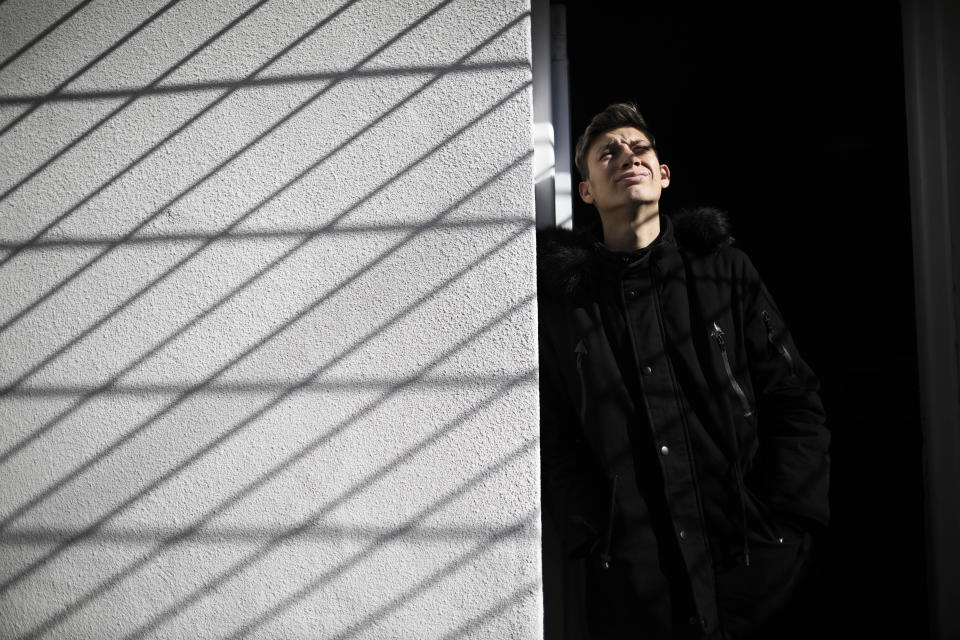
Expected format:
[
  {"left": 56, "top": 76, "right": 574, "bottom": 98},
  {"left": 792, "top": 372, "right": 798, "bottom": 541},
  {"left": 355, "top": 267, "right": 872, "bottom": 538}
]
[
  {"left": 679, "top": 530, "right": 687, "bottom": 540},
  {"left": 660, "top": 445, "right": 670, "bottom": 456},
  {"left": 643, "top": 365, "right": 653, "bottom": 375}
]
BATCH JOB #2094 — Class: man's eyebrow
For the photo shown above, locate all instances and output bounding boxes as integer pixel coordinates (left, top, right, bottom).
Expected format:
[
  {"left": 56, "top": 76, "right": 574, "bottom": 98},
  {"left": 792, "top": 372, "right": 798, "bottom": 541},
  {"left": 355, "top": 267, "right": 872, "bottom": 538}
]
[
  {"left": 596, "top": 139, "right": 618, "bottom": 156},
  {"left": 596, "top": 137, "right": 650, "bottom": 156}
]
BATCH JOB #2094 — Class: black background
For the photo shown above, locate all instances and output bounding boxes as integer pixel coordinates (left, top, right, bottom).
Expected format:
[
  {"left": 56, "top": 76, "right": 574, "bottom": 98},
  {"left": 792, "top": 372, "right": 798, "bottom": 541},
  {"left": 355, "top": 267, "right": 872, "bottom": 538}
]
[{"left": 556, "top": 0, "right": 926, "bottom": 637}]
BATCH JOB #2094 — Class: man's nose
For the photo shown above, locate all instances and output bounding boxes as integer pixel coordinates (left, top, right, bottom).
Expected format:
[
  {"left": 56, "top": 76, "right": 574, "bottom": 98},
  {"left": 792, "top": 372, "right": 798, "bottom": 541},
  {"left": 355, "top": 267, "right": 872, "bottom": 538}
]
[{"left": 620, "top": 145, "right": 640, "bottom": 167}]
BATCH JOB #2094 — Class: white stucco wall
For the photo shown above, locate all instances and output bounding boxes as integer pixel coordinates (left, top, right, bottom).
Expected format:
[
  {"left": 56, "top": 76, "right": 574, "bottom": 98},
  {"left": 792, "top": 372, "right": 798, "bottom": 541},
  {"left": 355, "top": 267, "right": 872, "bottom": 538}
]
[{"left": 0, "top": 1, "right": 540, "bottom": 638}]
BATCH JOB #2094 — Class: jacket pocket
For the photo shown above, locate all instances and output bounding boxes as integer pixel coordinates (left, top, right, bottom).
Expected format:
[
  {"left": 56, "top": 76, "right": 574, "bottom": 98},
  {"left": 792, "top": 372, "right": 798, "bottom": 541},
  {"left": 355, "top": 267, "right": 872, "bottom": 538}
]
[{"left": 710, "top": 322, "right": 754, "bottom": 418}]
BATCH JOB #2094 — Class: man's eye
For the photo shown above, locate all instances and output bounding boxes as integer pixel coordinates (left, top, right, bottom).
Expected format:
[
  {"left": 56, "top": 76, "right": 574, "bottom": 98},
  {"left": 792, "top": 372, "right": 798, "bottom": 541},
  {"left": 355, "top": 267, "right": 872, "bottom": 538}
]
[{"left": 634, "top": 146, "right": 650, "bottom": 153}]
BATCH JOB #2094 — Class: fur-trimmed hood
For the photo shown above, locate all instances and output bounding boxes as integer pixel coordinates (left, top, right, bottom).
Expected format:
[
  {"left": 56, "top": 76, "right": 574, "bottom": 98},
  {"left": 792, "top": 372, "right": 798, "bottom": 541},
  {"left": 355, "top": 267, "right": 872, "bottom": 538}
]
[{"left": 536, "top": 207, "right": 735, "bottom": 300}]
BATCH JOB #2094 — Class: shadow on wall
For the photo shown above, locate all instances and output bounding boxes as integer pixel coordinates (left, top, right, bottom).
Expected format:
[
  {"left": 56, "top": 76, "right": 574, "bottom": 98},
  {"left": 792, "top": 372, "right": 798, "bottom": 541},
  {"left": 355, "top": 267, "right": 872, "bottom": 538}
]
[{"left": 0, "top": 0, "right": 540, "bottom": 637}]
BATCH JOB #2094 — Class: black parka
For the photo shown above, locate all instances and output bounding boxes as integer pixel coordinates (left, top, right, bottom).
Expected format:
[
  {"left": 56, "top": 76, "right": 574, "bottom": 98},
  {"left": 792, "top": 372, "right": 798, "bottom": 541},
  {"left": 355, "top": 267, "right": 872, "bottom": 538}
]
[{"left": 537, "top": 208, "right": 829, "bottom": 638}]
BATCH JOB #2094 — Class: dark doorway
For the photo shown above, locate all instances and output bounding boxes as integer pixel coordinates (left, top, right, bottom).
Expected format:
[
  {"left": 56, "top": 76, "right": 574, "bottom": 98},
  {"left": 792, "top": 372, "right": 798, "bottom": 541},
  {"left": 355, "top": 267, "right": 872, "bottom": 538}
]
[{"left": 551, "top": 0, "right": 927, "bottom": 638}]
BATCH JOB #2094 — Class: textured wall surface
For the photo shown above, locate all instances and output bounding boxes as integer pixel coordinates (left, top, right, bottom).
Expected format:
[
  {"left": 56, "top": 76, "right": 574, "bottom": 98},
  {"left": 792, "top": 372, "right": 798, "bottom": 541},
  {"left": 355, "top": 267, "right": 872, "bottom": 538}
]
[{"left": 0, "top": 0, "right": 540, "bottom": 637}]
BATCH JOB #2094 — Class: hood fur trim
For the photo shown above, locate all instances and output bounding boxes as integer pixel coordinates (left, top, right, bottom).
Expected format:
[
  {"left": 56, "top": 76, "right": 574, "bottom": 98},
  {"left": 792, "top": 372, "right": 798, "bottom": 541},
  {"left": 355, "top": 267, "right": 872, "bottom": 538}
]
[{"left": 670, "top": 207, "right": 735, "bottom": 253}]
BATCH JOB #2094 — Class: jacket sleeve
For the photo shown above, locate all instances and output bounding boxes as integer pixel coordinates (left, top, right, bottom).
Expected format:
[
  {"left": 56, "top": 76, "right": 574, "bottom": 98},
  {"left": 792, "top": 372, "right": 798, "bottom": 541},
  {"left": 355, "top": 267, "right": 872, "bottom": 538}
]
[
  {"left": 538, "top": 318, "right": 606, "bottom": 557},
  {"left": 739, "top": 255, "right": 830, "bottom": 531}
]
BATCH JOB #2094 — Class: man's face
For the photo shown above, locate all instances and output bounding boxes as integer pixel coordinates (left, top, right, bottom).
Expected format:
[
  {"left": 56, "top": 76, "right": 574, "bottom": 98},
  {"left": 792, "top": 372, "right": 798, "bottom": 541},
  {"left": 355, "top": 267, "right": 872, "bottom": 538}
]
[{"left": 578, "top": 126, "right": 670, "bottom": 214}]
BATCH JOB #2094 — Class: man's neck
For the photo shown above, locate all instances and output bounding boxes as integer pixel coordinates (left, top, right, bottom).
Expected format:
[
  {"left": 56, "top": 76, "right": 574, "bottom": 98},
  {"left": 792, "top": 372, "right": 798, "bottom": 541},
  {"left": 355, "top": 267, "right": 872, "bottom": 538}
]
[{"left": 599, "top": 205, "right": 661, "bottom": 252}]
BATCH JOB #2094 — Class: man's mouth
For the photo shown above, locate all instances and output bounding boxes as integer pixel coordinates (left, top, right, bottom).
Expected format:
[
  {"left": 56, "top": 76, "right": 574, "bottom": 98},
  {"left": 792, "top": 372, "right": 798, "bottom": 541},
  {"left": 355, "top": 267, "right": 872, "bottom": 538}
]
[{"left": 617, "top": 171, "right": 649, "bottom": 183}]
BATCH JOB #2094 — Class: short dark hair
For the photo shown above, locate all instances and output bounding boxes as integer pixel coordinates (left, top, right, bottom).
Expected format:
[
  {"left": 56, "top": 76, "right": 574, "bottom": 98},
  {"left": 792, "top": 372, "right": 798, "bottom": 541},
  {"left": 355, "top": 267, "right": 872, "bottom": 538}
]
[{"left": 574, "top": 102, "right": 657, "bottom": 179}]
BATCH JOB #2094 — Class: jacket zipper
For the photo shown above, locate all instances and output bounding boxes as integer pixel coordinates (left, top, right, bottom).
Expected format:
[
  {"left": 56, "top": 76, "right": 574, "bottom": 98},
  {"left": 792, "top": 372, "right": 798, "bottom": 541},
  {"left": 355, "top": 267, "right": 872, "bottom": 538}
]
[
  {"left": 600, "top": 474, "right": 619, "bottom": 570},
  {"left": 760, "top": 310, "right": 796, "bottom": 374},
  {"left": 710, "top": 322, "right": 753, "bottom": 418}
]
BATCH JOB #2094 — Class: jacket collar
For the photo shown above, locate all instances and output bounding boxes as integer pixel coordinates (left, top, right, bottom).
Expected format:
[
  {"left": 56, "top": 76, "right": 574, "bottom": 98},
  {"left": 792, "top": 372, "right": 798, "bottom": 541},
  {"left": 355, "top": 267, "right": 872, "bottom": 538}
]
[
  {"left": 536, "top": 207, "right": 734, "bottom": 301},
  {"left": 592, "top": 212, "right": 678, "bottom": 274}
]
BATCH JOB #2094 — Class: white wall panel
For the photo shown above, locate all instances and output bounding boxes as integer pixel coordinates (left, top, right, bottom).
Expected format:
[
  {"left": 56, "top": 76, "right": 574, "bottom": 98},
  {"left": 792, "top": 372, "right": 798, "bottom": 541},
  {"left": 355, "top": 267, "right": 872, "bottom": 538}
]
[{"left": 0, "top": 0, "right": 540, "bottom": 637}]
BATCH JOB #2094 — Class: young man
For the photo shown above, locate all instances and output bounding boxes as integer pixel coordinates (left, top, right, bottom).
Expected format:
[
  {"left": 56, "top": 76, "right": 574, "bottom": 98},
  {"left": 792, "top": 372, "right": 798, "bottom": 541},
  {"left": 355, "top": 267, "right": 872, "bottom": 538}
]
[{"left": 537, "top": 103, "right": 830, "bottom": 639}]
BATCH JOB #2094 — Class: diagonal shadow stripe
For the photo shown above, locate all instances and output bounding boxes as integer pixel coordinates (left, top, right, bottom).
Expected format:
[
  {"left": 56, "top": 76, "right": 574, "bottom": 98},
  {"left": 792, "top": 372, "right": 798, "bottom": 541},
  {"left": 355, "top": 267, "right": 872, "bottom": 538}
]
[
  {"left": 0, "top": 229, "right": 534, "bottom": 592},
  {"left": 0, "top": 0, "right": 362, "bottom": 269},
  {"left": 0, "top": 0, "right": 274, "bottom": 205},
  {"left": 0, "top": 216, "right": 529, "bottom": 250},
  {"left": 435, "top": 580, "right": 541, "bottom": 640},
  {"left": 0, "top": 0, "right": 97, "bottom": 74},
  {"left": 0, "top": 59, "right": 531, "bottom": 105},
  {"left": 0, "top": 142, "right": 531, "bottom": 468},
  {"left": 0, "top": 0, "right": 188, "bottom": 139},
  {"left": 15, "top": 313, "right": 536, "bottom": 638},
  {"left": 229, "top": 512, "right": 540, "bottom": 640}
]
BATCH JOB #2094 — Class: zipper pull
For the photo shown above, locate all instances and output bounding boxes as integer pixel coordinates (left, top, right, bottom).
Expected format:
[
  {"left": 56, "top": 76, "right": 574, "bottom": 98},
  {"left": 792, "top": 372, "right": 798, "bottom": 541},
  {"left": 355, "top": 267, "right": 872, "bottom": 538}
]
[
  {"left": 710, "top": 321, "right": 726, "bottom": 350},
  {"left": 760, "top": 310, "right": 774, "bottom": 337},
  {"left": 574, "top": 340, "right": 588, "bottom": 367}
]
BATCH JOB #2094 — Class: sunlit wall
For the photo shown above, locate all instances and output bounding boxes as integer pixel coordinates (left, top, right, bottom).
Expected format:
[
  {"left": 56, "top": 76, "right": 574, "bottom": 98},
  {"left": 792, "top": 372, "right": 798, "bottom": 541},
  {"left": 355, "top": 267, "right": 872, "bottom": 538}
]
[{"left": 0, "top": 0, "right": 540, "bottom": 637}]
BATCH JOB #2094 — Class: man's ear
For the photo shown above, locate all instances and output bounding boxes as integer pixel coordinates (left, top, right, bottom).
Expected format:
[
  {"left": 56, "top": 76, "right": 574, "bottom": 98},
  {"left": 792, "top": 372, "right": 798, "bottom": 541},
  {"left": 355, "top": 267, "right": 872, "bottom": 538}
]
[
  {"left": 578, "top": 180, "right": 595, "bottom": 204},
  {"left": 659, "top": 164, "right": 671, "bottom": 188}
]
